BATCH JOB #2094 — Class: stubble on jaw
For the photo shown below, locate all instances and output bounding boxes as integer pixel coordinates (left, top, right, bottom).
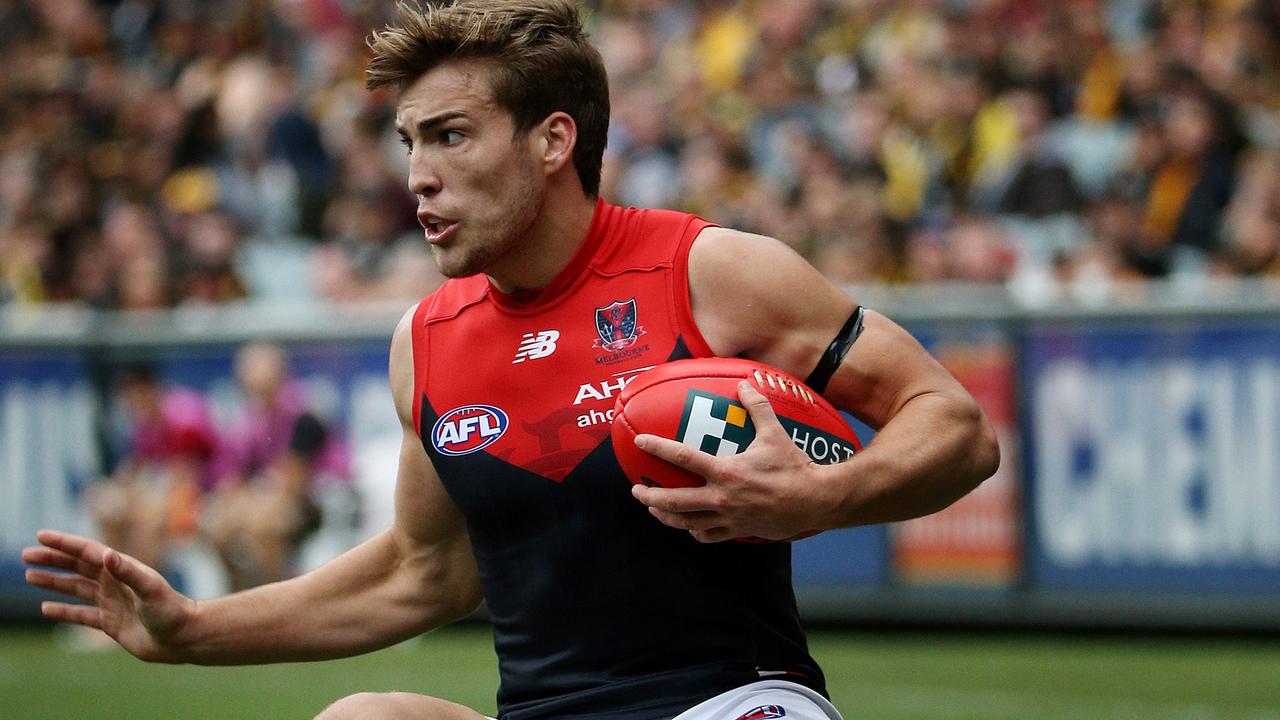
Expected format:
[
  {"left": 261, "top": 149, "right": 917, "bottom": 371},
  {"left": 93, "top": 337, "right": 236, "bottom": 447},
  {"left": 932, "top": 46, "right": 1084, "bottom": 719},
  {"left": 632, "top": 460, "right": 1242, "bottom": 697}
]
[
  {"left": 429, "top": 241, "right": 496, "bottom": 279},
  {"left": 428, "top": 160, "right": 544, "bottom": 280}
]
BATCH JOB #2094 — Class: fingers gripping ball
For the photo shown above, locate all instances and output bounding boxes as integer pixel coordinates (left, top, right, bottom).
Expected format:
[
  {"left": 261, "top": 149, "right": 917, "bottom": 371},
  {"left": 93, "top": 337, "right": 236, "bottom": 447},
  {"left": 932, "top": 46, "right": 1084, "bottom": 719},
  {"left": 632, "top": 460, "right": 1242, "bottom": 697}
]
[{"left": 611, "top": 358, "right": 861, "bottom": 489}]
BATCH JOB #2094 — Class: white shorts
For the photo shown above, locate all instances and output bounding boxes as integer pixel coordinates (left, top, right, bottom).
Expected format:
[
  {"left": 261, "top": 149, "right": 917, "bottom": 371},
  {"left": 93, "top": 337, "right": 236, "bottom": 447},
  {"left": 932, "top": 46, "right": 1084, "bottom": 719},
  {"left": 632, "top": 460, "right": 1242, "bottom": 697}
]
[
  {"left": 485, "top": 679, "right": 843, "bottom": 720},
  {"left": 673, "top": 680, "right": 844, "bottom": 720}
]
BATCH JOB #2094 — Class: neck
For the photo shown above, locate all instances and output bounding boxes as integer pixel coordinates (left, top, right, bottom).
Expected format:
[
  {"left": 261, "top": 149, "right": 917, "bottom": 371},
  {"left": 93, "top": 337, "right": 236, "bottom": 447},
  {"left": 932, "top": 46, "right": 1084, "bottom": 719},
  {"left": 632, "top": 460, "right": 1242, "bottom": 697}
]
[{"left": 485, "top": 184, "right": 597, "bottom": 295}]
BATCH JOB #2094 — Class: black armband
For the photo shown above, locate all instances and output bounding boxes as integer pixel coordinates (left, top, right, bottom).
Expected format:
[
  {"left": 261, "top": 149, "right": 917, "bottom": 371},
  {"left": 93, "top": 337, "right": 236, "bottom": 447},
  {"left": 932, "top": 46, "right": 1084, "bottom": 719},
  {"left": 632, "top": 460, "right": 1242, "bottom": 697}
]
[{"left": 803, "top": 305, "right": 866, "bottom": 395}]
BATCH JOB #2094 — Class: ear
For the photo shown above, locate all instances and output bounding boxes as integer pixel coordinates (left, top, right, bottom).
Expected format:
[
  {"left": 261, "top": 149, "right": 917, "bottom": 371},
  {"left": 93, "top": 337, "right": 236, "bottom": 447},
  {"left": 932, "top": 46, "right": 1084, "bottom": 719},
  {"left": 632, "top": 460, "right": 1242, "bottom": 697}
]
[{"left": 535, "top": 111, "right": 578, "bottom": 177}]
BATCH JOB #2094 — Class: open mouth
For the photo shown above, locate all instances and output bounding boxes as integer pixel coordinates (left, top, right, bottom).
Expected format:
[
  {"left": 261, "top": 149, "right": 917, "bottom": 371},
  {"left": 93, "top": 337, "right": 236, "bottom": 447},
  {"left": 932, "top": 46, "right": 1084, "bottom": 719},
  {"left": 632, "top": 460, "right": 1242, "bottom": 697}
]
[{"left": 421, "top": 215, "right": 459, "bottom": 244}]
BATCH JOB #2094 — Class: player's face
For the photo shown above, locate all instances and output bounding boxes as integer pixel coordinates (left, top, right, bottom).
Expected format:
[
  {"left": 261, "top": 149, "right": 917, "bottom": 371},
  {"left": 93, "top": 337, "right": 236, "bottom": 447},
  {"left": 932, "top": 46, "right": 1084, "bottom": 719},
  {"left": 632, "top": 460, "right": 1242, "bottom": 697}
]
[{"left": 396, "top": 61, "right": 544, "bottom": 279}]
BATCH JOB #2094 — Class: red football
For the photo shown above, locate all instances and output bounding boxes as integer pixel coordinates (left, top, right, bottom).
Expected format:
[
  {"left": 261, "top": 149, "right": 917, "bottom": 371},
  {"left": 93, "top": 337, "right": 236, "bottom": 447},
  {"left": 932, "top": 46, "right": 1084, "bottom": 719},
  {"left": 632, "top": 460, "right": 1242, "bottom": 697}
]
[{"left": 611, "top": 357, "right": 861, "bottom": 489}]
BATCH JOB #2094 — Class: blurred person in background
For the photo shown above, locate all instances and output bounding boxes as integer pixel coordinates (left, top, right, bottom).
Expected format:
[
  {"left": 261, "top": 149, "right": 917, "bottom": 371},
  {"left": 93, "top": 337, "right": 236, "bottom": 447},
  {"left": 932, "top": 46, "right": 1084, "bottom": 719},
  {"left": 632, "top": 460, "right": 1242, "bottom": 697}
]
[
  {"left": 312, "top": 123, "right": 443, "bottom": 303},
  {"left": 1138, "top": 76, "right": 1244, "bottom": 271},
  {"left": 1218, "top": 148, "right": 1280, "bottom": 275},
  {"left": 312, "top": 189, "right": 443, "bottom": 302},
  {"left": 979, "top": 87, "right": 1084, "bottom": 219},
  {"left": 0, "top": 222, "right": 53, "bottom": 304},
  {"left": 170, "top": 210, "right": 248, "bottom": 305},
  {"left": 88, "top": 364, "right": 217, "bottom": 576},
  {"left": 201, "top": 342, "right": 350, "bottom": 591}
]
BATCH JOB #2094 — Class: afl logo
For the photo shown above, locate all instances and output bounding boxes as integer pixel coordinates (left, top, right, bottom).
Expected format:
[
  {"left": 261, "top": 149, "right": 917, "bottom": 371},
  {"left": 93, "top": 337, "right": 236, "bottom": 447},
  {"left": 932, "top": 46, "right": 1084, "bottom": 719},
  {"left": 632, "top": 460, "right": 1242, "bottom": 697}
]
[{"left": 431, "top": 405, "right": 509, "bottom": 456}]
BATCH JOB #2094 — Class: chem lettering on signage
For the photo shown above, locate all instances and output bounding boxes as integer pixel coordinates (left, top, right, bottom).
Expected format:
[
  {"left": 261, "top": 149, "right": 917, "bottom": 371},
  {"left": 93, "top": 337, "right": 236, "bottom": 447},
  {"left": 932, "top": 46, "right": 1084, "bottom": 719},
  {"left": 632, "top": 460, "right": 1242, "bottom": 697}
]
[{"left": 1033, "top": 358, "right": 1280, "bottom": 568}]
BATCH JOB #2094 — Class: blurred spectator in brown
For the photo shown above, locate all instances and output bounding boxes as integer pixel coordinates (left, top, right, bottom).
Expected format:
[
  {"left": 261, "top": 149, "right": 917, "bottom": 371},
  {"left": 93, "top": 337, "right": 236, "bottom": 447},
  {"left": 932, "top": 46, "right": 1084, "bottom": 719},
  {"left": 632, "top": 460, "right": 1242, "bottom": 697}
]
[
  {"left": 202, "top": 342, "right": 351, "bottom": 590},
  {"left": 905, "top": 226, "right": 952, "bottom": 284},
  {"left": 1089, "top": 190, "right": 1164, "bottom": 279},
  {"left": 813, "top": 214, "right": 902, "bottom": 286},
  {"left": 1140, "top": 79, "right": 1243, "bottom": 260},
  {"left": 88, "top": 364, "right": 218, "bottom": 574},
  {"left": 675, "top": 132, "right": 752, "bottom": 222}
]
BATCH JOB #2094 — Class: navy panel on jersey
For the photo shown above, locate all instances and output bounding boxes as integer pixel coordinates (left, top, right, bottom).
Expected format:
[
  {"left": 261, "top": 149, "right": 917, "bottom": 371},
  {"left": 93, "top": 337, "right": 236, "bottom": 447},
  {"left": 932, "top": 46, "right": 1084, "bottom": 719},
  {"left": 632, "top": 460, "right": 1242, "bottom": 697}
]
[
  {"left": 410, "top": 202, "right": 827, "bottom": 720},
  {"left": 420, "top": 394, "right": 824, "bottom": 720}
]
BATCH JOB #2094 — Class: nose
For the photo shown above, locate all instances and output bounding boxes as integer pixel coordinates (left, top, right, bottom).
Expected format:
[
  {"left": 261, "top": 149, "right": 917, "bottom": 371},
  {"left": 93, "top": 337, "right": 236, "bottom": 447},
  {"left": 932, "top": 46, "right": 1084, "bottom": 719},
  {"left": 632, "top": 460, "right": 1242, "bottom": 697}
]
[{"left": 407, "top": 154, "right": 442, "bottom": 198}]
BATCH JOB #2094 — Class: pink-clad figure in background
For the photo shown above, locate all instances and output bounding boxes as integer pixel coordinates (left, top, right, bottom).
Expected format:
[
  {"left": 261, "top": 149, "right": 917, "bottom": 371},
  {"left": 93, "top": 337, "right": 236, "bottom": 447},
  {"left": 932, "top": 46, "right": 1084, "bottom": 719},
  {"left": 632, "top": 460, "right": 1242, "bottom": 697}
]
[
  {"left": 89, "top": 366, "right": 218, "bottom": 575},
  {"left": 201, "top": 342, "right": 351, "bottom": 590}
]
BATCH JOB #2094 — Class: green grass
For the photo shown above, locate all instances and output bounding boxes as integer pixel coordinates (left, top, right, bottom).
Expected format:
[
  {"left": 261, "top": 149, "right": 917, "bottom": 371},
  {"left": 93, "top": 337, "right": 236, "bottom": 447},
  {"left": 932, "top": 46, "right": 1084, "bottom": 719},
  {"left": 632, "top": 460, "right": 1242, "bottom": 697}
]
[
  {"left": 1, "top": 624, "right": 1278, "bottom": 719},
  {"left": 810, "top": 632, "right": 1280, "bottom": 720}
]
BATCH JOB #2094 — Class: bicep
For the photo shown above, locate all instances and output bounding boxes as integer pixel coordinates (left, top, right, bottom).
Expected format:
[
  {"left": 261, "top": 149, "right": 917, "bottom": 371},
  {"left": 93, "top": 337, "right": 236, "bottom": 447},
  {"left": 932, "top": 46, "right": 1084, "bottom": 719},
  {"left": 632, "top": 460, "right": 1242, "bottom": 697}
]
[
  {"left": 689, "top": 228, "right": 965, "bottom": 429},
  {"left": 818, "top": 310, "right": 968, "bottom": 430},
  {"left": 381, "top": 401, "right": 483, "bottom": 622},
  {"left": 390, "top": 421, "right": 469, "bottom": 551},
  {"left": 689, "top": 228, "right": 856, "bottom": 374}
]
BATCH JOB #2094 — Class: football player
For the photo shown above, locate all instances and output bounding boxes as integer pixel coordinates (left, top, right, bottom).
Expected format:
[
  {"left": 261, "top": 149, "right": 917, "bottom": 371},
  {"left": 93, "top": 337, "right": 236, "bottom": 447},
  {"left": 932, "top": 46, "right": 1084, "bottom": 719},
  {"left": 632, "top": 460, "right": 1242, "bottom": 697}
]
[{"left": 24, "top": 3, "right": 998, "bottom": 719}]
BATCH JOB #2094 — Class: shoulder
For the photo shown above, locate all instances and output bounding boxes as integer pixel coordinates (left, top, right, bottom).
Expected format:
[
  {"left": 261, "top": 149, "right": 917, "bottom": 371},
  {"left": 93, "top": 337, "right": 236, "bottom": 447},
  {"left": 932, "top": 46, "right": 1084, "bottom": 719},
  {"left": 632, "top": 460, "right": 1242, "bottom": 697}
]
[
  {"left": 632, "top": 205, "right": 707, "bottom": 230},
  {"left": 687, "top": 226, "right": 856, "bottom": 371},
  {"left": 687, "top": 226, "right": 847, "bottom": 318},
  {"left": 688, "top": 226, "right": 799, "bottom": 272}
]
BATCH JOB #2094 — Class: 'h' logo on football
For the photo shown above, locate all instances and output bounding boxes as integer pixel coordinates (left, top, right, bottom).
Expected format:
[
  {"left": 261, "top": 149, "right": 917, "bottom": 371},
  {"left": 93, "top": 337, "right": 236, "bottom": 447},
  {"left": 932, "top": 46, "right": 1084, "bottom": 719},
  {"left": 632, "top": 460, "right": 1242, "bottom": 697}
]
[
  {"left": 513, "top": 330, "right": 560, "bottom": 364},
  {"left": 676, "top": 391, "right": 756, "bottom": 457}
]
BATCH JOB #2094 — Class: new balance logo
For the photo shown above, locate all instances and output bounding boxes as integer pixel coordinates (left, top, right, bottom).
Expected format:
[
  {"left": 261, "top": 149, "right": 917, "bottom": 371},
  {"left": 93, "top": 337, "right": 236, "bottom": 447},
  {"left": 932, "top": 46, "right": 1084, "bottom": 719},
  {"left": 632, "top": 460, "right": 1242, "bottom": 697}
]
[{"left": 513, "top": 330, "right": 560, "bottom": 364}]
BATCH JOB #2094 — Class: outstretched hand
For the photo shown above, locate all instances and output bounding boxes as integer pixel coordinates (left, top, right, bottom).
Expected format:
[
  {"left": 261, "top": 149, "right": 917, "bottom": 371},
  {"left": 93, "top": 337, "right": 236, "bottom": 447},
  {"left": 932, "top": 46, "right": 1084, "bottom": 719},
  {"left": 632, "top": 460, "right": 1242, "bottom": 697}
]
[
  {"left": 629, "top": 381, "right": 843, "bottom": 543},
  {"left": 23, "top": 529, "right": 195, "bottom": 663}
]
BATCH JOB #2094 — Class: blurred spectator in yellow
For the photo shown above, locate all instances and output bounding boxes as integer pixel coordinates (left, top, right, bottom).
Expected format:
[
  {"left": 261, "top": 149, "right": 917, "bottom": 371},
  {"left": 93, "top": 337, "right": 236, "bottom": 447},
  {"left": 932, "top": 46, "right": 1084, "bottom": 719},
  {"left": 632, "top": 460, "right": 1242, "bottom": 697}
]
[{"left": 972, "top": 87, "right": 1084, "bottom": 218}]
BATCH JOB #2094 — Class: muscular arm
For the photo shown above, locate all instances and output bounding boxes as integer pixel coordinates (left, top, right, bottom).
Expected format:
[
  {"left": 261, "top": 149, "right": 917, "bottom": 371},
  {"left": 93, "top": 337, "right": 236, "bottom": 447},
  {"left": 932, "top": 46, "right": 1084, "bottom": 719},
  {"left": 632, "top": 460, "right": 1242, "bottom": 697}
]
[
  {"left": 25, "top": 306, "right": 482, "bottom": 664},
  {"left": 633, "top": 228, "right": 999, "bottom": 538}
]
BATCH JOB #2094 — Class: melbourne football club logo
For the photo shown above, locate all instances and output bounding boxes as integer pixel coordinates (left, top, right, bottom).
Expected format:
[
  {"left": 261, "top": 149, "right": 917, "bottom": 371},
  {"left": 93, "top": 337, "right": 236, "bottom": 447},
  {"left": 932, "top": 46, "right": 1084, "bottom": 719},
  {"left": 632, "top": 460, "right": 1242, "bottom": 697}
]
[
  {"left": 676, "top": 390, "right": 757, "bottom": 457},
  {"left": 735, "top": 705, "right": 786, "bottom": 720},
  {"left": 593, "top": 298, "right": 645, "bottom": 352},
  {"left": 431, "top": 405, "right": 509, "bottom": 456}
]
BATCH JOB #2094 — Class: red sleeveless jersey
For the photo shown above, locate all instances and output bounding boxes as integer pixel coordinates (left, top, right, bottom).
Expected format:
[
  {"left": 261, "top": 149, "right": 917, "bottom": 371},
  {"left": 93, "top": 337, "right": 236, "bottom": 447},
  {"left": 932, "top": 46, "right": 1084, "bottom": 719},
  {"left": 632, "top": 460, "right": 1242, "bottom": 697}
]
[
  {"left": 409, "top": 200, "right": 825, "bottom": 720},
  {"left": 411, "top": 199, "right": 715, "bottom": 480}
]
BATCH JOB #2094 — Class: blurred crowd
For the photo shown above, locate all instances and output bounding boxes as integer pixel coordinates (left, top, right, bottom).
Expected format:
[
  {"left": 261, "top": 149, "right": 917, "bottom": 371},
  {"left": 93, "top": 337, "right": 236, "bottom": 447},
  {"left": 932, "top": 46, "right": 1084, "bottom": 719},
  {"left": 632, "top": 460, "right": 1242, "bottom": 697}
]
[
  {"left": 93, "top": 342, "right": 352, "bottom": 592},
  {"left": 2, "top": 0, "right": 1279, "bottom": 311}
]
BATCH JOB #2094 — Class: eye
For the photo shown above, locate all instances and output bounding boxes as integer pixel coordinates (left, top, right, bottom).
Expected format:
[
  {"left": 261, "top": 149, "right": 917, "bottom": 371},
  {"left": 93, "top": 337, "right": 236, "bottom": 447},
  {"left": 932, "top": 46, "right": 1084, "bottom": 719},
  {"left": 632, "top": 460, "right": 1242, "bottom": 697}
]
[
  {"left": 441, "top": 129, "right": 464, "bottom": 146},
  {"left": 398, "top": 135, "right": 413, "bottom": 155}
]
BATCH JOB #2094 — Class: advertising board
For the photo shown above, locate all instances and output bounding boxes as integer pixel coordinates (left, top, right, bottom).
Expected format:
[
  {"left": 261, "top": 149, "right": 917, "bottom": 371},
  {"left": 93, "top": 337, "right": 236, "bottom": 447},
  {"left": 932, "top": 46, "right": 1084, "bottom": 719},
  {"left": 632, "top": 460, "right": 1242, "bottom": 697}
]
[{"left": 1024, "top": 317, "right": 1280, "bottom": 593}]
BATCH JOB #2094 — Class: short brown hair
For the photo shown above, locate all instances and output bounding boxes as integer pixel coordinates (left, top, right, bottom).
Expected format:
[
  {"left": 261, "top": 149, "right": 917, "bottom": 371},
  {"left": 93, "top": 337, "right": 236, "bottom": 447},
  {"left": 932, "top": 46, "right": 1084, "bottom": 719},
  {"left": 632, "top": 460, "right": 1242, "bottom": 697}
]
[{"left": 366, "top": 0, "right": 610, "bottom": 197}]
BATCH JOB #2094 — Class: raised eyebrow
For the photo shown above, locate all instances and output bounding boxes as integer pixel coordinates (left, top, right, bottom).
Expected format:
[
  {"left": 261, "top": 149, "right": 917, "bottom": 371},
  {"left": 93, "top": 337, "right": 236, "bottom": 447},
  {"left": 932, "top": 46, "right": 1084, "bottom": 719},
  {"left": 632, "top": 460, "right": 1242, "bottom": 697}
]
[{"left": 398, "top": 110, "right": 469, "bottom": 138}]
